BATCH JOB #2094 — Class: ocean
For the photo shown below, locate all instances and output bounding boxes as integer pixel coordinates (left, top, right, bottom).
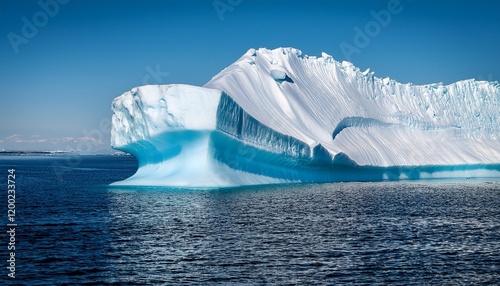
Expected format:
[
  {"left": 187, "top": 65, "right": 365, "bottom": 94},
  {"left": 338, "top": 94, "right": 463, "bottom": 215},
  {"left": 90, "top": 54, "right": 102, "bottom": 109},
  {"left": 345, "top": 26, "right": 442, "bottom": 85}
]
[{"left": 1, "top": 155, "right": 499, "bottom": 285}]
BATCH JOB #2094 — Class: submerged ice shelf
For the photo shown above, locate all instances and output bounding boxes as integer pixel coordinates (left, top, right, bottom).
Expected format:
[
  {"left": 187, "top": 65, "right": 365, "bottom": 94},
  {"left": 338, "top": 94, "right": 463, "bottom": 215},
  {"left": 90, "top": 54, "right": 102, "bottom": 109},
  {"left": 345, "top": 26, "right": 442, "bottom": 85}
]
[{"left": 111, "top": 48, "right": 500, "bottom": 187}]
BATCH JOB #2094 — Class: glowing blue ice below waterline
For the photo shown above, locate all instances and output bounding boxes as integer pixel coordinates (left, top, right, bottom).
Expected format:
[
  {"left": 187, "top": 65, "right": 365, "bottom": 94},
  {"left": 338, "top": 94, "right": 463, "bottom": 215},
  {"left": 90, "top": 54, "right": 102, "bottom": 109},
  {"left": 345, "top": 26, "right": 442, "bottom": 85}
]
[
  {"left": 110, "top": 48, "right": 500, "bottom": 187},
  {"left": 112, "top": 128, "right": 500, "bottom": 187}
]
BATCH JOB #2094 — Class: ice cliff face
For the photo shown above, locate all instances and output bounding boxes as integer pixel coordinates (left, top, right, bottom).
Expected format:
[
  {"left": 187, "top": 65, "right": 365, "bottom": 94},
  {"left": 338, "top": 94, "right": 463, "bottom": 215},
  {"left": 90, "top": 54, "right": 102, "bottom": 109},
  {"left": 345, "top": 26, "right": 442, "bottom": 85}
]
[{"left": 111, "top": 47, "right": 500, "bottom": 187}]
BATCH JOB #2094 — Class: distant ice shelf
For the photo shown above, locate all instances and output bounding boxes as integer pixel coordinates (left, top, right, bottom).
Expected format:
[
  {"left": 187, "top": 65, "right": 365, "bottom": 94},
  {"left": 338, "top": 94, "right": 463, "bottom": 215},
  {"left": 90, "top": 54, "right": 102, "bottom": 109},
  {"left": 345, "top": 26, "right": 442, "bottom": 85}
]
[{"left": 110, "top": 47, "right": 500, "bottom": 187}]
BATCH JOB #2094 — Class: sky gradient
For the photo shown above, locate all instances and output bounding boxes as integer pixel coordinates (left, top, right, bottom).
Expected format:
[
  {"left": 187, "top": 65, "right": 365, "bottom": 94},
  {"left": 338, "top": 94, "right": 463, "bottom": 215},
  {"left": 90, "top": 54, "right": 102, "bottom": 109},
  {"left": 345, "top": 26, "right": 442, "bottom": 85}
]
[{"left": 1, "top": 0, "right": 499, "bottom": 152}]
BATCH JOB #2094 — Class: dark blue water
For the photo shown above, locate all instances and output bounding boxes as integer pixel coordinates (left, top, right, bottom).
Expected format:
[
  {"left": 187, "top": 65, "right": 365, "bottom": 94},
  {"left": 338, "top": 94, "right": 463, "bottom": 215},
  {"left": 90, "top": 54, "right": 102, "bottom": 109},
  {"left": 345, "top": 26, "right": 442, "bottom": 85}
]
[{"left": 1, "top": 155, "right": 499, "bottom": 285}]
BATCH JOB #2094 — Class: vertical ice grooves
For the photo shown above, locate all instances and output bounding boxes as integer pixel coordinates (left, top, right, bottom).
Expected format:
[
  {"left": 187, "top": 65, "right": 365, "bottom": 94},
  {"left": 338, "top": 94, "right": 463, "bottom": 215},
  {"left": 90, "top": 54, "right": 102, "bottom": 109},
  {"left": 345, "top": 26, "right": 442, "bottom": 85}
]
[
  {"left": 215, "top": 92, "right": 243, "bottom": 136},
  {"left": 216, "top": 92, "right": 312, "bottom": 159}
]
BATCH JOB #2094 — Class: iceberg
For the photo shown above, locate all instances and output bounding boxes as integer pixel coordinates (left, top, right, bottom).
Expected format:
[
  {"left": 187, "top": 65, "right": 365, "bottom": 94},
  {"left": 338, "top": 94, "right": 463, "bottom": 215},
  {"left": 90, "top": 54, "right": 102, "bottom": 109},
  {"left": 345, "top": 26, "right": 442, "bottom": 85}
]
[{"left": 111, "top": 47, "right": 500, "bottom": 187}]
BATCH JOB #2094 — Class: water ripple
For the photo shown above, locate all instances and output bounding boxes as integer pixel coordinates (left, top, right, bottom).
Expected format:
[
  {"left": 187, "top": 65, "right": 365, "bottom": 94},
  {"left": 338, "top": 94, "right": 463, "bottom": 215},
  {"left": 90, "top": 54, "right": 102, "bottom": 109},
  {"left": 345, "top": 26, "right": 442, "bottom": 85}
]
[{"left": 1, "top": 156, "right": 499, "bottom": 285}]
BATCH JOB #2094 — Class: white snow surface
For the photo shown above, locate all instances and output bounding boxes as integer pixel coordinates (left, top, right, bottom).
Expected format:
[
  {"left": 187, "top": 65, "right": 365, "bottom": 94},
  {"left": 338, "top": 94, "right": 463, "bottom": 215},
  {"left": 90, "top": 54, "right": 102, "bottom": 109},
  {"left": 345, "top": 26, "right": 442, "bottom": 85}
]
[
  {"left": 111, "top": 84, "right": 221, "bottom": 147},
  {"left": 110, "top": 47, "right": 500, "bottom": 187},
  {"left": 205, "top": 47, "right": 500, "bottom": 166}
]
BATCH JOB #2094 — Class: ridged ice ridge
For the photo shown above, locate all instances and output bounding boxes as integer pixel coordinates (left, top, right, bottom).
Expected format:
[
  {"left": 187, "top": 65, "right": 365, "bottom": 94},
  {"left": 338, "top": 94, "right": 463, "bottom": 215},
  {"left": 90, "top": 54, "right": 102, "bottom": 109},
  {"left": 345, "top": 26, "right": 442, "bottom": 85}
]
[{"left": 110, "top": 47, "right": 500, "bottom": 187}]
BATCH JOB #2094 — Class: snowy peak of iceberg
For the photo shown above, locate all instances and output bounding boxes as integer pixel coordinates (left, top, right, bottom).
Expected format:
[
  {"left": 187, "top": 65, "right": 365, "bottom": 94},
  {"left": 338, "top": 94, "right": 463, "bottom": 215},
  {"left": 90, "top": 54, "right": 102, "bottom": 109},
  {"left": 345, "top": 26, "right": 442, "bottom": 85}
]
[
  {"left": 205, "top": 47, "right": 499, "bottom": 165},
  {"left": 111, "top": 47, "right": 500, "bottom": 187}
]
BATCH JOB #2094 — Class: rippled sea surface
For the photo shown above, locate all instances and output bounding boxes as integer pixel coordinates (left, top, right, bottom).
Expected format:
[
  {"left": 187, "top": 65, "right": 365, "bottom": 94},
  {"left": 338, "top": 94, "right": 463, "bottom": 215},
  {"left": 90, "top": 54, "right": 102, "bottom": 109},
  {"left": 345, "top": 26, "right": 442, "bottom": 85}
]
[{"left": 1, "top": 155, "right": 499, "bottom": 285}]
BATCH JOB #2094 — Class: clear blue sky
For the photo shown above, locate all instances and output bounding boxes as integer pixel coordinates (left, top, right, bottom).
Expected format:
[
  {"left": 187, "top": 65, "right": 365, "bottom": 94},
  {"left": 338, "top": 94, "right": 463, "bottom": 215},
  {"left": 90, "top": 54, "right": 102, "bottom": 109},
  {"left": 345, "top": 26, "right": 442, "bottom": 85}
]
[{"left": 1, "top": 0, "right": 499, "bottom": 152}]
